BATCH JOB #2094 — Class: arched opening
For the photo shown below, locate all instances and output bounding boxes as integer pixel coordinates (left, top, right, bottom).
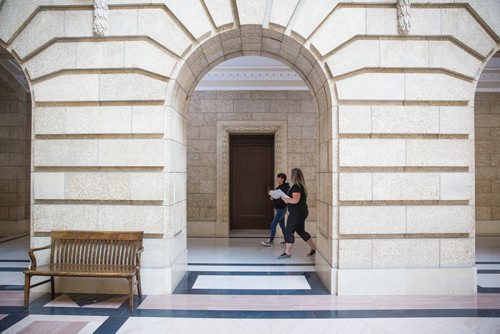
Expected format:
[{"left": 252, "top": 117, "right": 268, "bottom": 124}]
[
  {"left": 186, "top": 55, "right": 317, "bottom": 238},
  {"left": 167, "top": 27, "right": 337, "bottom": 293},
  {"left": 475, "top": 50, "right": 500, "bottom": 293},
  {"left": 0, "top": 46, "right": 31, "bottom": 237}
]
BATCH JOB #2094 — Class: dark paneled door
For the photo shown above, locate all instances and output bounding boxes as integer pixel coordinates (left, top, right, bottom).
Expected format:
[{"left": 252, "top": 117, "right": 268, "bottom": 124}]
[{"left": 230, "top": 135, "right": 274, "bottom": 230}]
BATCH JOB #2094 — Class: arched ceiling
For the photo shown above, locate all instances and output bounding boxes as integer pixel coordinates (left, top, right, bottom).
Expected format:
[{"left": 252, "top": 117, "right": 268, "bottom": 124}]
[
  {"left": 0, "top": 48, "right": 29, "bottom": 92},
  {"left": 477, "top": 52, "right": 500, "bottom": 93}
]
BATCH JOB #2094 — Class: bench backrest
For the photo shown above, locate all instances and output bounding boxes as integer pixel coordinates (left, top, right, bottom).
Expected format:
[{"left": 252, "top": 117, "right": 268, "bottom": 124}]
[{"left": 49, "top": 231, "right": 144, "bottom": 266}]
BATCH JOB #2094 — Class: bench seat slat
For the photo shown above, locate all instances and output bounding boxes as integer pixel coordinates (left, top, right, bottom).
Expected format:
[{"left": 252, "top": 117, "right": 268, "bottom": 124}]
[{"left": 25, "top": 264, "right": 137, "bottom": 277}]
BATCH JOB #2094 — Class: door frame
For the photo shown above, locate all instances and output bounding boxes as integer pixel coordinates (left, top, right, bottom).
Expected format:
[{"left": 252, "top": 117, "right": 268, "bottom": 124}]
[{"left": 216, "top": 121, "right": 288, "bottom": 236}]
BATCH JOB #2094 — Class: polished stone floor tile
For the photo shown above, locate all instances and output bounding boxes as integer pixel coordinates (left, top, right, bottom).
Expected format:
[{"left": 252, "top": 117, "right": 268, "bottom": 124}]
[
  {"left": 187, "top": 237, "right": 315, "bottom": 265},
  {"left": 3, "top": 315, "right": 108, "bottom": 334},
  {"left": 45, "top": 293, "right": 128, "bottom": 309},
  {"left": 192, "top": 274, "right": 311, "bottom": 290},
  {"left": 138, "top": 293, "right": 500, "bottom": 311},
  {"left": 477, "top": 264, "right": 500, "bottom": 270},
  {"left": 0, "top": 291, "right": 45, "bottom": 307},
  {"left": 116, "top": 317, "right": 500, "bottom": 334},
  {"left": 188, "top": 264, "right": 315, "bottom": 272},
  {"left": 478, "top": 274, "right": 500, "bottom": 288}
]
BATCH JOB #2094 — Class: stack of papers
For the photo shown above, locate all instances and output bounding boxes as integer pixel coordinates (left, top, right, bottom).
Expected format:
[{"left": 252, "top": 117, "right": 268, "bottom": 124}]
[{"left": 269, "top": 189, "right": 290, "bottom": 199}]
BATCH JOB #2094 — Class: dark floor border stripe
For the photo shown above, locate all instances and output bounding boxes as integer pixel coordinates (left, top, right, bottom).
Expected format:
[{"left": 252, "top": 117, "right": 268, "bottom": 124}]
[
  {"left": 3, "top": 305, "right": 500, "bottom": 321},
  {"left": 477, "top": 286, "right": 500, "bottom": 293},
  {"left": 187, "top": 271, "right": 312, "bottom": 276},
  {"left": 0, "top": 267, "right": 27, "bottom": 272},
  {"left": 0, "top": 234, "right": 29, "bottom": 244},
  {"left": 130, "top": 308, "right": 500, "bottom": 319},
  {"left": 0, "top": 306, "right": 25, "bottom": 315},
  {"left": 0, "top": 259, "right": 30, "bottom": 263},
  {"left": 0, "top": 314, "right": 29, "bottom": 332},
  {"left": 94, "top": 315, "right": 129, "bottom": 333},
  {"left": 189, "top": 236, "right": 280, "bottom": 239},
  {"left": 476, "top": 262, "right": 500, "bottom": 264},
  {"left": 478, "top": 270, "right": 500, "bottom": 274},
  {"left": 177, "top": 289, "right": 326, "bottom": 295},
  {"left": 0, "top": 285, "right": 24, "bottom": 291},
  {"left": 188, "top": 263, "right": 313, "bottom": 266}
]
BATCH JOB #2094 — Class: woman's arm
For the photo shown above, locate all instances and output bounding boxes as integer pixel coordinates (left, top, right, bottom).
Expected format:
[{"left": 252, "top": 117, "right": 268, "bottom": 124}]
[{"left": 282, "top": 192, "right": 301, "bottom": 204}]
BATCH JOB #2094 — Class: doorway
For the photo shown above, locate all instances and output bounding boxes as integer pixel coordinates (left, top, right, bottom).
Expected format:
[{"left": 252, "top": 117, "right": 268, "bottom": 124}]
[{"left": 229, "top": 135, "right": 274, "bottom": 230}]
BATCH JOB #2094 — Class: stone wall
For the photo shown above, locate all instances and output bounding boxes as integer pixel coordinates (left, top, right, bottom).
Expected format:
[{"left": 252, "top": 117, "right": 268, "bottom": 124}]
[
  {"left": 476, "top": 92, "right": 500, "bottom": 235},
  {"left": 186, "top": 90, "right": 318, "bottom": 236},
  {"left": 0, "top": 69, "right": 30, "bottom": 235}
]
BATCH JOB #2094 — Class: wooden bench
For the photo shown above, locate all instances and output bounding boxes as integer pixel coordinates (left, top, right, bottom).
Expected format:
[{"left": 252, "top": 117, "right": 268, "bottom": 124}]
[{"left": 24, "top": 230, "right": 144, "bottom": 311}]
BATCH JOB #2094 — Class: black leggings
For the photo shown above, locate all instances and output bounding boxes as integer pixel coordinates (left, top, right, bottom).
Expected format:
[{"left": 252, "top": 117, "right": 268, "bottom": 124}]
[{"left": 284, "top": 208, "right": 310, "bottom": 244}]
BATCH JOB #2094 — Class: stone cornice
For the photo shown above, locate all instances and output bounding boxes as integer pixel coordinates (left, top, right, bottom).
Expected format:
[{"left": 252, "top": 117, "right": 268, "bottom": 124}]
[{"left": 197, "top": 65, "right": 307, "bottom": 91}]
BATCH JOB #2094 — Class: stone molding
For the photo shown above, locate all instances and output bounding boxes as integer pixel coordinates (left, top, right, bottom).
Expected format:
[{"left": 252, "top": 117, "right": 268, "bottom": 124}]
[
  {"left": 195, "top": 85, "right": 308, "bottom": 91},
  {"left": 215, "top": 121, "right": 288, "bottom": 236},
  {"left": 197, "top": 65, "right": 307, "bottom": 91},
  {"left": 397, "top": 0, "right": 411, "bottom": 35},
  {"left": 480, "top": 72, "right": 500, "bottom": 81},
  {"left": 93, "top": 0, "right": 108, "bottom": 36}
]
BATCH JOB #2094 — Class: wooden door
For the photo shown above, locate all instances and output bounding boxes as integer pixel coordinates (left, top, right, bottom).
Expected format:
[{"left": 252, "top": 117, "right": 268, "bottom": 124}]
[{"left": 230, "top": 135, "right": 274, "bottom": 230}]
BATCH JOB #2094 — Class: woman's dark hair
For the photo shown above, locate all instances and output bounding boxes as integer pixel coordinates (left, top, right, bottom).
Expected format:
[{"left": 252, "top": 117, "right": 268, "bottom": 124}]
[{"left": 277, "top": 173, "right": 287, "bottom": 182}]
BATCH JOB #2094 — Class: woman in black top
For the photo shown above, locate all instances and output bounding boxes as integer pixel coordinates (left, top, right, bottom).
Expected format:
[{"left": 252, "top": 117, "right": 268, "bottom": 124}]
[
  {"left": 277, "top": 168, "right": 316, "bottom": 259},
  {"left": 261, "top": 173, "right": 289, "bottom": 246}
]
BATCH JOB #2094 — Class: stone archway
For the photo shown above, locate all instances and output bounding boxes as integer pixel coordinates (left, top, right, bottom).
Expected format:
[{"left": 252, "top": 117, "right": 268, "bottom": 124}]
[
  {"left": 474, "top": 50, "right": 500, "bottom": 236},
  {"left": 0, "top": 47, "right": 31, "bottom": 235},
  {"left": 168, "top": 27, "right": 337, "bottom": 293}
]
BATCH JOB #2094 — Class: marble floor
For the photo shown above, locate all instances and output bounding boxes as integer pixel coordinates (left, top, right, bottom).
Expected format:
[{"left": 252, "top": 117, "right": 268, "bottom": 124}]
[{"left": 0, "top": 233, "right": 499, "bottom": 333}]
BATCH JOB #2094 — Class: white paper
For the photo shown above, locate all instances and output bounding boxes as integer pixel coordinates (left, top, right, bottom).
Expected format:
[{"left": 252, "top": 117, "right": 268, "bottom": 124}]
[{"left": 269, "top": 189, "right": 290, "bottom": 199}]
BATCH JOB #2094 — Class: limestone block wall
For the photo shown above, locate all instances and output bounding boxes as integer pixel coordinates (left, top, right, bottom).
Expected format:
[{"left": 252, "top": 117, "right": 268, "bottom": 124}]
[
  {"left": 475, "top": 93, "right": 500, "bottom": 235},
  {"left": 0, "top": 0, "right": 499, "bottom": 296},
  {"left": 186, "top": 90, "right": 318, "bottom": 236},
  {"left": 0, "top": 66, "right": 30, "bottom": 235},
  {"left": 327, "top": 3, "right": 489, "bottom": 293}
]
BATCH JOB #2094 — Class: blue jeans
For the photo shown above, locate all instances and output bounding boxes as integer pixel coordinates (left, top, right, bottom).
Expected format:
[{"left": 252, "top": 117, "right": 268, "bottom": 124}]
[{"left": 269, "top": 207, "right": 287, "bottom": 242}]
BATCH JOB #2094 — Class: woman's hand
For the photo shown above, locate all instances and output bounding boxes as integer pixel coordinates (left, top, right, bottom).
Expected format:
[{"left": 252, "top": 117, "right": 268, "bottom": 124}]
[{"left": 281, "top": 196, "right": 287, "bottom": 203}]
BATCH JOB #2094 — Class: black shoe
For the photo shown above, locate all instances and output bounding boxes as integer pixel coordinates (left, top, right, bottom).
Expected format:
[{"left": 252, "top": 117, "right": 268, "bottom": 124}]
[
  {"left": 276, "top": 252, "right": 291, "bottom": 259},
  {"left": 279, "top": 240, "right": 285, "bottom": 245},
  {"left": 308, "top": 249, "right": 316, "bottom": 256}
]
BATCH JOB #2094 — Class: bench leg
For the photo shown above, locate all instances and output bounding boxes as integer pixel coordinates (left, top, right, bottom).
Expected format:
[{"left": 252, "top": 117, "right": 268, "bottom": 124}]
[
  {"left": 50, "top": 276, "right": 55, "bottom": 299},
  {"left": 128, "top": 277, "right": 134, "bottom": 312},
  {"left": 24, "top": 274, "right": 31, "bottom": 308},
  {"left": 137, "top": 271, "right": 142, "bottom": 299}
]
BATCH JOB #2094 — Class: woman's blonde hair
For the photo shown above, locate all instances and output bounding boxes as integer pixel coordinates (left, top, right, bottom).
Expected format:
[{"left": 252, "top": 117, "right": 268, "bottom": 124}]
[{"left": 290, "top": 168, "right": 307, "bottom": 196}]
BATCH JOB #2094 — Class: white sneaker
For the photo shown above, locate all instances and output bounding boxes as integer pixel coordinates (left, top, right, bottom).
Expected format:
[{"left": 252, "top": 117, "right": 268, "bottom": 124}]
[{"left": 261, "top": 240, "right": 272, "bottom": 246}]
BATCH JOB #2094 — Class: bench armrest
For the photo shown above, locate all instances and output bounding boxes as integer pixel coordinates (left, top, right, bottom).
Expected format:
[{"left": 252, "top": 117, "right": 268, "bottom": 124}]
[
  {"left": 28, "top": 245, "right": 51, "bottom": 270},
  {"left": 135, "top": 246, "right": 144, "bottom": 267}
]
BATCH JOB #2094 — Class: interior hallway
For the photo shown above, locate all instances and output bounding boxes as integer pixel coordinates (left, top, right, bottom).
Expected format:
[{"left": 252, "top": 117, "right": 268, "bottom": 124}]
[{"left": 0, "top": 234, "right": 499, "bottom": 333}]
